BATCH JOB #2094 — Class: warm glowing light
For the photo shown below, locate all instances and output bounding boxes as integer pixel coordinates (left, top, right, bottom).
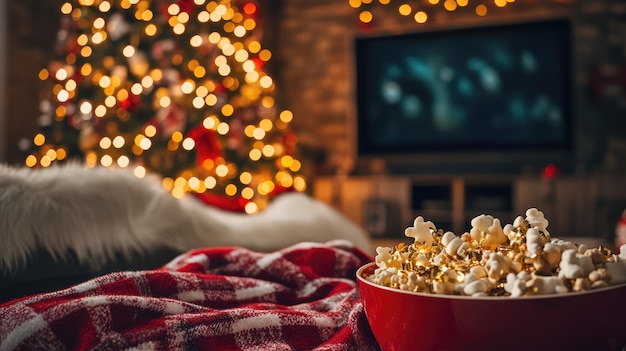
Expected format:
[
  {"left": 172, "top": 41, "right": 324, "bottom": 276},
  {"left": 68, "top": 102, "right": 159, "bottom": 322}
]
[
  {"left": 252, "top": 127, "right": 265, "bottom": 140},
  {"left": 181, "top": 81, "right": 195, "bottom": 94},
  {"left": 134, "top": 166, "right": 147, "bottom": 178},
  {"left": 241, "top": 187, "right": 254, "bottom": 199},
  {"left": 398, "top": 4, "right": 412, "bottom": 16},
  {"left": 248, "top": 41, "right": 261, "bottom": 53},
  {"left": 145, "top": 125, "right": 157, "bottom": 137},
  {"left": 414, "top": 11, "right": 428, "bottom": 23},
  {"left": 159, "top": 96, "right": 171, "bottom": 108},
  {"left": 100, "top": 154, "right": 113, "bottom": 167},
  {"left": 25, "top": 155, "right": 37, "bottom": 167},
  {"left": 259, "top": 49, "right": 272, "bottom": 62},
  {"left": 245, "top": 202, "right": 258, "bottom": 214},
  {"left": 99, "top": 1, "right": 111, "bottom": 12},
  {"left": 100, "top": 137, "right": 112, "bottom": 149},
  {"left": 240, "top": 172, "right": 252, "bottom": 184},
  {"left": 262, "top": 145, "right": 275, "bottom": 157},
  {"left": 188, "top": 177, "right": 201, "bottom": 190},
  {"left": 444, "top": 0, "right": 458, "bottom": 11},
  {"left": 61, "top": 2, "right": 73, "bottom": 14},
  {"left": 34, "top": 134, "right": 46, "bottom": 146},
  {"left": 215, "top": 164, "right": 229, "bottom": 177},
  {"left": 294, "top": 176, "right": 307, "bottom": 192},
  {"left": 38, "top": 69, "right": 49, "bottom": 80},
  {"left": 139, "top": 137, "right": 152, "bottom": 150},
  {"left": 349, "top": 0, "right": 362, "bottom": 8},
  {"left": 40, "top": 156, "right": 52, "bottom": 168},
  {"left": 221, "top": 104, "right": 234, "bottom": 116},
  {"left": 85, "top": 152, "right": 98, "bottom": 166},
  {"left": 217, "top": 122, "right": 230, "bottom": 135},
  {"left": 204, "top": 176, "right": 217, "bottom": 189},
  {"left": 168, "top": 4, "right": 180, "bottom": 15},
  {"left": 190, "top": 35, "right": 203, "bottom": 47},
  {"left": 234, "top": 26, "right": 246, "bottom": 37},
  {"left": 249, "top": 149, "right": 262, "bottom": 161},
  {"left": 57, "top": 148, "right": 67, "bottom": 160},
  {"left": 171, "top": 131, "right": 183, "bottom": 143},
  {"left": 280, "top": 110, "right": 294, "bottom": 123},
  {"left": 182, "top": 137, "right": 195, "bottom": 150},
  {"left": 225, "top": 184, "right": 237, "bottom": 196},
  {"left": 79, "top": 101, "right": 93, "bottom": 114},
  {"left": 280, "top": 155, "right": 294, "bottom": 168},
  {"left": 476, "top": 4, "right": 488, "bottom": 15},
  {"left": 259, "top": 76, "right": 273, "bottom": 89},
  {"left": 55, "top": 68, "right": 68, "bottom": 81},
  {"left": 290, "top": 160, "right": 302, "bottom": 172},
  {"left": 117, "top": 155, "right": 130, "bottom": 167},
  {"left": 123, "top": 45, "right": 135, "bottom": 57},
  {"left": 112, "top": 136, "right": 125, "bottom": 148},
  {"left": 145, "top": 24, "right": 157, "bottom": 36}
]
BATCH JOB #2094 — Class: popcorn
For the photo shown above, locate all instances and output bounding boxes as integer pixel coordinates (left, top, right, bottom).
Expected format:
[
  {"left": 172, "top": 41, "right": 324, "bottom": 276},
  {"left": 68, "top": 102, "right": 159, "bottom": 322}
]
[
  {"left": 405, "top": 216, "right": 436, "bottom": 245},
  {"left": 504, "top": 271, "right": 531, "bottom": 297},
  {"left": 558, "top": 249, "right": 595, "bottom": 280},
  {"left": 526, "top": 275, "right": 568, "bottom": 295},
  {"left": 484, "top": 251, "right": 513, "bottom": 281},
  {"left": 369, "top": 208, "right": 626, "bottom": 297}
]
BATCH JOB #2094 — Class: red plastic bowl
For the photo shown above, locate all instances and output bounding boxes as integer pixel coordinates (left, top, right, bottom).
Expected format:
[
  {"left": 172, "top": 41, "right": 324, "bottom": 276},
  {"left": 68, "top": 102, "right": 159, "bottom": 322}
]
[{"left": 357, "top": 262, "right": 626, "bottom": 351}]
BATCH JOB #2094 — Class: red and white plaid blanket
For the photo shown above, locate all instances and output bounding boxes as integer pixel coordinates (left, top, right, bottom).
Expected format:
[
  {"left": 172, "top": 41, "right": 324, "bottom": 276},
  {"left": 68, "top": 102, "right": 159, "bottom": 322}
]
[{"left": 0, "top": 241, "right": 380, "bottom": 350}]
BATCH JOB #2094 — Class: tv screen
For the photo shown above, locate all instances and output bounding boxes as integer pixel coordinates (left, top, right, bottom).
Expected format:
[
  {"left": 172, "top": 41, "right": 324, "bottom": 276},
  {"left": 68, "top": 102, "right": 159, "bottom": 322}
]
[{"left": 354, "top": 18, "right": 573, "bottom": 162}]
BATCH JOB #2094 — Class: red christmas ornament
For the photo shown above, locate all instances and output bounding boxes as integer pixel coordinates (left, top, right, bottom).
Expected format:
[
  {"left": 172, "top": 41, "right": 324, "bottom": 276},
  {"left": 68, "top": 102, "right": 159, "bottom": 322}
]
[{"left": 187, "top": 125, "right": 222, "bottom": 166}]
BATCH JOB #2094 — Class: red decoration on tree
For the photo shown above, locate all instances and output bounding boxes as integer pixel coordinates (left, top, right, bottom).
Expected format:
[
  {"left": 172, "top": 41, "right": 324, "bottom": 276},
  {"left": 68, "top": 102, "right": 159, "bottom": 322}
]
[
  {"left": 252, "top": 57, "right": 265, "bottom": 70},
  {"left": 120, "top": 94, "right": 140, "bottom": 111},
  {"left": 194, "top": 191, "right": 247, "bottom": 212},
  {"left": 187, "top": 125, "right": 222, "bottom": 166}
]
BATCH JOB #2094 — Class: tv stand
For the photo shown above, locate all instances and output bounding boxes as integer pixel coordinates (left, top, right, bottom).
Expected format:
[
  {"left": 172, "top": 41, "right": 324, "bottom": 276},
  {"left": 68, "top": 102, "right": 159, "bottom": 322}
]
[
  {"left": 312, "top": 173, "right": 626, "bottom": 245},
  {"left": 313, "top": 174, "right": 514, "bottom": 238}
]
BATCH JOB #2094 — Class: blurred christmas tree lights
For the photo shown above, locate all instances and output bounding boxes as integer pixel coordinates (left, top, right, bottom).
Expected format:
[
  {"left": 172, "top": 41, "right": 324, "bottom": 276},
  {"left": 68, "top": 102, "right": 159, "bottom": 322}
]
[{"left": 23, "top": 0, "right": 306, "bottom": 213}]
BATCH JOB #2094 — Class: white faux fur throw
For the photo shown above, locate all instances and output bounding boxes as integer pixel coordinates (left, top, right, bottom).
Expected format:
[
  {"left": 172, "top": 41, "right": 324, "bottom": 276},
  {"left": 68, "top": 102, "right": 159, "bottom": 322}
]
[{"left": 0, "top": 163, "right": 373, "bottom": 272}]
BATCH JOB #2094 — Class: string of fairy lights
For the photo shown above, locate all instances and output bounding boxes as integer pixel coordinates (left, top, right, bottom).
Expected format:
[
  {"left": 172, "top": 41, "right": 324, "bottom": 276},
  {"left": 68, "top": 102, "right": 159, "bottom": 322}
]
[
  {"left": 349, "top": 0, "right": 517, "bottom": 24},
  {"left": 25, "top": 0, "right": 306, "bottom": 214}
]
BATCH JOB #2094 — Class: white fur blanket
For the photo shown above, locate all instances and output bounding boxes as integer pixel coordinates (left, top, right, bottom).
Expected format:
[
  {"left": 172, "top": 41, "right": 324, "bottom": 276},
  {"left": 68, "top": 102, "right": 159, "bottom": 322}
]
[{"left": 0, "top": 163, "right": 373, "bottom": 272}]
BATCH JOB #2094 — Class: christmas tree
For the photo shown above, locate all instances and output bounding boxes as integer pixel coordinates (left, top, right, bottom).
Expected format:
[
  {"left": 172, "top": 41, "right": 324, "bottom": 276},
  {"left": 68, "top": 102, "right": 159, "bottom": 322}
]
[{"left": 22, "top": 0, "right": 306, "bottom": 214}]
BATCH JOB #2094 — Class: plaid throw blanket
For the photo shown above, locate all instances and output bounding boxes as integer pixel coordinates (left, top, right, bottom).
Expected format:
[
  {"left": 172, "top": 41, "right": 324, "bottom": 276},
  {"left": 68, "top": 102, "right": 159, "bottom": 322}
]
[{"left": 0, "top": 241, "right": 379, "bottom": 350}]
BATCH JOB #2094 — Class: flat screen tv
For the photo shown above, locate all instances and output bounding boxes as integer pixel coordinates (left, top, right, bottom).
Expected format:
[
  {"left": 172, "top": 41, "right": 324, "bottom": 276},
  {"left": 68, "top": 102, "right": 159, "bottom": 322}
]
[{"left": 354, "top": 18, "right": 574, "bottom": 174}]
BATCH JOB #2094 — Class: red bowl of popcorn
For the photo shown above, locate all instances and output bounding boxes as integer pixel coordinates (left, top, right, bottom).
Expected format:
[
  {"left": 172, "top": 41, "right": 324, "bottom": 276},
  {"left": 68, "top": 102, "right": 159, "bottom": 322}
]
[
  {"left": 357, "top": 262, "right": 626, "bottom": 351},
  {"left": 359, "top": 209, "right": 626, "bottom": 350}
]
